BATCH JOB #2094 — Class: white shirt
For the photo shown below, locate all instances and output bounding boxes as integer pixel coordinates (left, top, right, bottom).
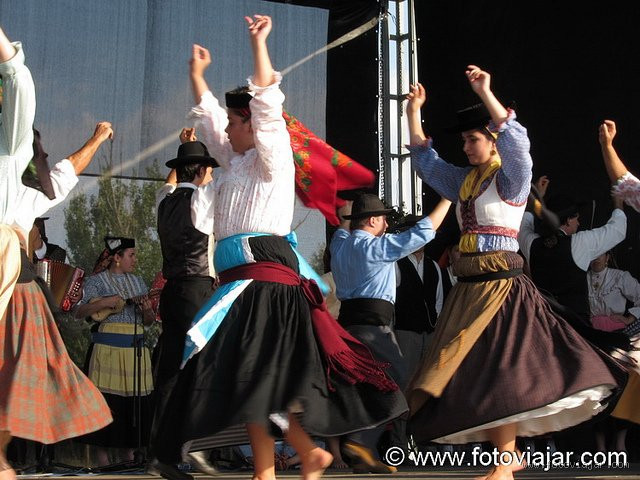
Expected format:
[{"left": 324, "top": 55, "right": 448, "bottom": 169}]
[
  {"left": 588, "top": 267, "right": 640, "bottom": 319},
  {"left": 155, "top": 181, "right": 215, "bottom": 235},
  {"left": 518, "top": 209, "right": 627, "bottom": 271},
  {"left": 394, "top": 253, "right": 445, "bottom": 315},
  {"left": 11, "top": 159, "right": 78, "bottom": 241},
  {"left": 187, "top": 73, "right": 294, "bottom": 241},
  {"left": 0, "top": 42, "right": 36, "bottom": 224}
]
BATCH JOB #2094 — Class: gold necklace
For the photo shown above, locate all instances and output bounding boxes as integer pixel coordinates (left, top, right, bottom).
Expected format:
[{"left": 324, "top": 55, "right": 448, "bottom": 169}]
[{"left": 106, "top": 269, "right": 136, "bottom": 299}]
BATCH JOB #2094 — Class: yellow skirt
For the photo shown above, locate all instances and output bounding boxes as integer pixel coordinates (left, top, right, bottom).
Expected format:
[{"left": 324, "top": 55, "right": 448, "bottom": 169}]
[
  {"left": 612, "top": 370, "right": 640, "bottom": 424},
  {"left": 88, "top": 322, "right": 153, "bottom": 396}
]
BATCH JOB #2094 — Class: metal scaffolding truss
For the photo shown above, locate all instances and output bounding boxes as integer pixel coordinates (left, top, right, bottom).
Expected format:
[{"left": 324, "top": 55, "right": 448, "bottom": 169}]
[{"left": 378, "top": 0, "right": 421, "bottom": 215}]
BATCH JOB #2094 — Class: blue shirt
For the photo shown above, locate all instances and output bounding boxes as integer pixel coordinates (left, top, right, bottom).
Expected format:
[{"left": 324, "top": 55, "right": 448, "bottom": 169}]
[{"left": 330, "top": 217, "right": 435, "bottom": 303}]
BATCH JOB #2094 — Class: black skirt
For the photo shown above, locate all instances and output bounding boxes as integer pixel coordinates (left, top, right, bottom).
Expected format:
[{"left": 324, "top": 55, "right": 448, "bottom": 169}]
[{"left": 173, "top": 236, "right": 407, "bottom": 447}]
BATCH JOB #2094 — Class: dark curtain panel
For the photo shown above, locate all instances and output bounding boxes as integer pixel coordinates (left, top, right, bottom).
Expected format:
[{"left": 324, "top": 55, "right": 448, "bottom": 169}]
[
  {"left": 326, "top": 1, "right": 383, "bottom": 188},
  {"left": 415, "top": 0, "right": 640, "bottom": 274}
]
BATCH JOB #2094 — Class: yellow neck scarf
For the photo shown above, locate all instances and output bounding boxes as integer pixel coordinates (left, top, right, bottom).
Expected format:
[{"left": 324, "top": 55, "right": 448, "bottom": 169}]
[{"left": 458, "top": 155, "right": 502, "bottom": 253}]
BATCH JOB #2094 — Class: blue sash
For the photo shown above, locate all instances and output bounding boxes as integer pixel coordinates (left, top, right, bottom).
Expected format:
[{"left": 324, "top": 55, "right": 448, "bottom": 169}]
[
  {"left": 182, "top": 232, "right": 328, "bottom": 366},
  {"left": 92, "top": 331, "right": 143, "bottom": 348}
]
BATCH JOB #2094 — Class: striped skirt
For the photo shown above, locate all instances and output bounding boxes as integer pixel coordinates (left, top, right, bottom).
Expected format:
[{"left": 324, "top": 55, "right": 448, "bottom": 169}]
[
  {"left": 87, "top": 322, "right": 153, "bottom": 396},
  {"left": 408, "top": 251, "right": 626, "bottom": 444},
  {"left": 0, "top": 281, "right": 112, "bottom": 443}
]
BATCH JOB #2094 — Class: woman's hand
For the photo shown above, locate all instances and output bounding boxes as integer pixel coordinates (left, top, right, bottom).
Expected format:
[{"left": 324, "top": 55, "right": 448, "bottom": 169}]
[
  {"left": 465, "top": 64, "right": 491, "bottom": 96},
  {"left": 102, "top": 295, "right": 122, "bottom": 309},
  {"left": 245, "top": 14, "right": 272, "bottom": 43},
  {"left": 406, "top": 83, "right": 427, "bottom": 114},
  {"left": 610, "top": 313, "right": 635, "bottom": 325},
  {"left": 599, "top": 120, "right": 617, "bottom": 148},
  {"left": 190, "top": 44, "right": 211, "bottom": 77}
]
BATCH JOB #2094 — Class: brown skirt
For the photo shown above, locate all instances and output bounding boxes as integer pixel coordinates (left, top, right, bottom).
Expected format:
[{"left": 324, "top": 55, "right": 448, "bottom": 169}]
[
  {"left": 408, "top": 251, "right": 626, "bottom": 444},
  {"left": 0, "top": 281, "right": 112, "bottom": 443}
]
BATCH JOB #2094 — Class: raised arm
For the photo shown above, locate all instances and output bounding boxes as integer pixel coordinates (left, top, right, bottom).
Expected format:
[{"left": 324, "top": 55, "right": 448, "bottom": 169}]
[
  {"left": 0, "top": 28, "right": 35, "bottom": 157},
  {"left": 599, "top": 120, "right": 628, "bottom": 182},
  {"left": 67, "top": 122, "right": 113, "bottom": 175},
  {"left": 244, "top": 15, "right": 292, "bottom": 179},
  {"left": 465, "top": 64, "right": 508, "bottom": 126},
  {"left": 190, "top": 44, "right": 211, "bottom": 105},
  {"left": 245, "top": 15, "right": 275, "bottom": 87},
  {"left": 0, "top": 27, "right": 16, "bottom": 62},
  {"left": 406, "top": 83, "right": 428, "bottom": 145},
  {"left": 426, "top": 197, "right": 452, "bottom": 231},
  {"left": 466, "top": 66, "right": 532, "bottom": 202},
  {"left": 187, "top": 45, "right": 233, "bottom": 168}
]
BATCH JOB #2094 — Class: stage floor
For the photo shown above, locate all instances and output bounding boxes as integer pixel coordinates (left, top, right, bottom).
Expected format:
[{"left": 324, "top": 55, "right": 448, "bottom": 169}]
[{"left": 15, "top": 467, "right": 640, "bottom": 479}]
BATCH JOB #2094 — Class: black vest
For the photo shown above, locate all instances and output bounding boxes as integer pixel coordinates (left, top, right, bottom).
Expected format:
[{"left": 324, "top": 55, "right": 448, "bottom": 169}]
[
  {"left": 157, "top": 187, "right": 211, "bottom": 280},
  {"left": 394, "top": 256, "right": 447, "bottom": 334},
  {"left": 529, "top": 233, "right": 590, "bottom": 320}
]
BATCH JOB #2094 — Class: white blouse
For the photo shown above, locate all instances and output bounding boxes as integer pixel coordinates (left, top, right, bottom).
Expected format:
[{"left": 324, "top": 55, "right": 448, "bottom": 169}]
[
  {"left": 187, "top": 73, "right": 294, "bottom": 241},
  {"left": 587, "top": 267, "right": 640, "bottom": 319},
  {"left": 0, "top": 42, "right": 36, "bottom": 224},
  {"left": 12, "top": 159, "right": 78, "bottom": 242}
]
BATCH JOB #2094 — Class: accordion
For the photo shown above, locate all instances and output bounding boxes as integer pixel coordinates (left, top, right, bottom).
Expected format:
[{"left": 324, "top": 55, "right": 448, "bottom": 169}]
[
  {"left": 37, "top": 259, "right": 85, "bottom": 312},
  {"left": 623, "top": 317, "right": 640, "bottom": 338}
]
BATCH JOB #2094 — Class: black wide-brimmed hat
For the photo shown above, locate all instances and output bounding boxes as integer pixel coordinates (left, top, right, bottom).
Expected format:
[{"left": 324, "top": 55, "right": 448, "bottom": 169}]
[
  {"left": 444, "top": 103, "right": 492, "bottom": 133},
  {"left": 387, "top": 213, "right": 422, "bottom": 233},
  {"left": 104, "top": 236, "right": 135, "bottom": 255},
  {"left": 545, "top": 194, "right": 583, "bottom": 221},
  {"left": 166, "top": 141, "right": 218, "bottom": 169},
  {"left": 225, "top": 86, "right": 253, "bottom": 109},
  {"left": 343, "top": 193, "right": 395, "bottom": 220}
]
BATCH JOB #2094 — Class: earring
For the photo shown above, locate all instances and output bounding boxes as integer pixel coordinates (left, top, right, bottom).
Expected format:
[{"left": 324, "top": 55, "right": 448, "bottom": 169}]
[
  {"left": 116, "top": 261, "right": 120, "bottom": 267},
  {"left": 490, "top": 149, "right": 497, "bottom": 156}
]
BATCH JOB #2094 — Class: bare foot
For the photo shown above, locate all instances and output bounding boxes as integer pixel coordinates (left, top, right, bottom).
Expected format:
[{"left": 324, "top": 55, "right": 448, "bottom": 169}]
[
  {"left": 330, "top": 457, "right": 348, "bottom": 469},
  {"left": 482, "top": 465, "right": 514, "bottom": 480},
  {"left": 300, "top": 447, "right": 333, "bottom": 480},
  {"left": 474, "top": 450, "right": 525, "bottom": 480},
  {"left": 0, "top": 469, "right": 16, "bottom": 480}
]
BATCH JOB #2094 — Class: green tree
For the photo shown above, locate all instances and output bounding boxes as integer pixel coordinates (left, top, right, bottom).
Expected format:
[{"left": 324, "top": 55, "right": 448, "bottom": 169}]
[{"left": 64, "top": 164, "right": 163, "bottom": 285}]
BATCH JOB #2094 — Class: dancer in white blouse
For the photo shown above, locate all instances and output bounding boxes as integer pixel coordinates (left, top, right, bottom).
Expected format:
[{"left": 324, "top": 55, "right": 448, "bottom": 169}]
[
  {"left": 588, "top": 251, "right": 640, "bottom": 331},
  {"left": 162, "top": 15, "right": 406, "bottom": 480}
]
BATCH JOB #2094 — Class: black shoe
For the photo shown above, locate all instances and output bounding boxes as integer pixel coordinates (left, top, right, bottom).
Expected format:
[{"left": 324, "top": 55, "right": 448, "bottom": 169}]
[{"left": 149, "top": 460, "right": 194, "bottom": 480}]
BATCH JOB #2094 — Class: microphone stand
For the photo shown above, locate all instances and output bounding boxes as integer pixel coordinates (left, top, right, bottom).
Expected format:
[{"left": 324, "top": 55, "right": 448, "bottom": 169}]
[
  {"left": 133, "top": 300, "right": 145, "bottom": 465},
  {"left": 90, "top": 297, "right": 146, "bottom": 473}
]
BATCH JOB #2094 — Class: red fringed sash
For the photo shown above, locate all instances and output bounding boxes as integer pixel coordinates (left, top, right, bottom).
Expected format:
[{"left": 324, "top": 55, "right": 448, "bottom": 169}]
[
  {"left": 219, "top": 261, "right": 398, "bottom": 393},
  {"left": 284, "top": 112, "right": 375, "bottom": 226}
]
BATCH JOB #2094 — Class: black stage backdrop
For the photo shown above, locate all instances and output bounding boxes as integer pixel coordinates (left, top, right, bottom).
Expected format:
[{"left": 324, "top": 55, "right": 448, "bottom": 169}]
[{"left": 415, "top": 0, "right": 640, "bottom": 274}]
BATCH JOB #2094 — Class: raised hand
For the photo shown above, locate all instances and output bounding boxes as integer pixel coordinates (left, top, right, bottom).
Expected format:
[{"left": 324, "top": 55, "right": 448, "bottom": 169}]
[
  {"left": 465, "top": 64, "right": 491, "bottom": 96},
  {"left": 599, "top": 120, "right": 617, "bottom": 148},
  {"left": 180, "top": 127, "right": 197, "bottom": 144},
  {"left": 93, "top": 122, "right": 113, "bottom": 142},
  {"left": 534, "top": 175, "right": 550, "bottom": 198},
  {"left": 190, "top": 44, "right": 211, "bottom": 76},
  {"left": 406, "top": 83, "right": 427, "bottom": 114},
  {"left": 245, "top": 14, "right": 272, "bottom": 43}
]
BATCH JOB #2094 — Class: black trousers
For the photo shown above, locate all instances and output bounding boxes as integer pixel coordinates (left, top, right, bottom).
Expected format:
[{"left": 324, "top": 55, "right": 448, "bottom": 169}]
[
  {"left": 345, "top": 324, "right": 409, "bottom": 457},
  {"left": 149, "top": 276, "right": 214, "bottom": 463}
]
